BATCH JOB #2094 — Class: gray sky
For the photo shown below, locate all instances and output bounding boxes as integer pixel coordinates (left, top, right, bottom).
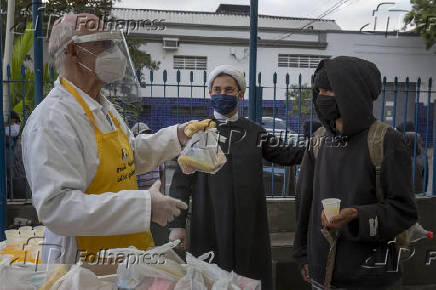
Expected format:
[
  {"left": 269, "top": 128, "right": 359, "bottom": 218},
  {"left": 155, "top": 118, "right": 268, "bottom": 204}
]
[{"left": 114, "top": 0, "right": 413, "bottom": 31}]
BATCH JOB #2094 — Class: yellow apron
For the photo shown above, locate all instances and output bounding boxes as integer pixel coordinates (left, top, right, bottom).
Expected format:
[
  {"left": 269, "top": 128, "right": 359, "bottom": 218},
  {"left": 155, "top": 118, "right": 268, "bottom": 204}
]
[{"left": 60, "top": 78, "right": 154, "bottom": 257}]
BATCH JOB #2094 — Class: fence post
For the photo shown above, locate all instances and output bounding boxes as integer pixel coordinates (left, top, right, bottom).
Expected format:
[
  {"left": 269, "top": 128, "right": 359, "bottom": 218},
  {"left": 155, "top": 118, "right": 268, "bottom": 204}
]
[
  {"left": 256, "top": 72, "right": 262, "bottom": 123},
  {"left": 392, "top": 77, "right": 398, "bottom": 128},
  {"left": 0, "top": 6, "right": 7, "bottom": 240},
  {"left": 433, "top": 98, "right": 436, "bottom": 196},
  {"left": 402, "top": 77, "right": 410, "bottom": 135},
  {"left": 413, "top": 78, "right": 421, "bottom": 190},
  {"left": 424, "top": 78, "right": 432, "bottom": 194},
  {"left": 33, "top": 0, "right": 43, "bottom": 106},
  {"left": 21, "top": 66, "right": 27, "bottom": 124},
  {"left": 136, "top": 69, "right": 141, "bottom": 126},
  {"left": 248, "top": 0, "right": 258, "bottom": 121},
  {"left": 381, "top": 77, "right": 386, "bottom": 121},
  {"left": 190, "top": 71, "right": 193, "bottom": 118},
  {"left": 6, "top": 65, "right": 13, "bottom": 199},
  {"left": 297, "top": 74, "right": 302, "bottom": 135},
  {"left": 203, "top": 71, "right": 208, "bottom": 117},
  {"left": 176, "top": 70, "right": 181, "bottom": 121}
]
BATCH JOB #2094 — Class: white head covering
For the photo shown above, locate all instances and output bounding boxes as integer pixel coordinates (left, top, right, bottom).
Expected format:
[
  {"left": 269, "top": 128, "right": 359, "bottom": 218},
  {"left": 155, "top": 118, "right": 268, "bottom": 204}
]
[
  {"left": 207, "top": 65, "right": 246, "bottom": 91},
  {"left": 131, "top": 122, "right": 151, "bottom": 135}
]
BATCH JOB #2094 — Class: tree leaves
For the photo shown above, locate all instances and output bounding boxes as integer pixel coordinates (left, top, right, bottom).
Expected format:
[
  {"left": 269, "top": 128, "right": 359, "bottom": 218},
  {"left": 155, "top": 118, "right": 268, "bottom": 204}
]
[{"left": 405, "top": 0, "right": 436, "bottom": 49}]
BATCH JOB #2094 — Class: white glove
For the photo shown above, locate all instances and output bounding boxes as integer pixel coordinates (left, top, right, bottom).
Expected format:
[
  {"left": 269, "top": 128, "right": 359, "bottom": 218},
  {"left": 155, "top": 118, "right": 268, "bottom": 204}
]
[
  {"left": 169, "top": 228, "right": 187, "bottom": 250},
  {"left": 149, "top": 180, "right": 188, "bottom": 226}
]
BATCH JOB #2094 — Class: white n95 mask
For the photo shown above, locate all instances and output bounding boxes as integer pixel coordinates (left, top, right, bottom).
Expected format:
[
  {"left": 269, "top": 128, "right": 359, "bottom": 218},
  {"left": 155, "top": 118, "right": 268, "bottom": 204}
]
[{"left": 94, "top": 46, "right": 127, "bottom": 84}]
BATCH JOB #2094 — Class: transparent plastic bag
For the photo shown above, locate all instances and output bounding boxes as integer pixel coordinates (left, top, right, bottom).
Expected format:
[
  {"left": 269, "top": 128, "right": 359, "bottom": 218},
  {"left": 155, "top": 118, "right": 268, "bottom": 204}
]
[
  {"left": 178, "top": 129, "right": 227, "bottom": 174},
  {"left": 117, "top": 263, "right": 178, "bottom": 290},
  {"left": 50, "top": 264, "right": 113, "bottom": 290},
  {"left": 0, "top": 258, "right": 48, "bottom": 290},
  {"left": 174, "top": 266, "right": 207, "bottom": 290},
  {"left": 185, "top": 252, "right": 260, "bottom": 290},
  {"left": 110, "top": 241, "right": 185, "bottom": 290}
]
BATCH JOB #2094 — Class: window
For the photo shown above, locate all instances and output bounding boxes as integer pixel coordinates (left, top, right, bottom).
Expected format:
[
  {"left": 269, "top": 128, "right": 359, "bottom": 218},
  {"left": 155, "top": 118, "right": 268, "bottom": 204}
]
[
  {"left": 174, "top": 55, "right": 207, "bottom": 70},
  {"left": 163, "top": 38, "right": 179, "bottom": 49},
  {"left": 278, "top": 54, "right": 330, "bottom": 68}
]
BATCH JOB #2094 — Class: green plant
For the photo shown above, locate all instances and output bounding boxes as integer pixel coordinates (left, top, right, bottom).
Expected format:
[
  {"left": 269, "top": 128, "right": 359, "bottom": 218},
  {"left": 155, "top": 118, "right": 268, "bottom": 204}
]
[
  {"left": 283, "top": 84, "right": 312, "bottom": 116},
  {"left": 8, "top": 23, "right": 57, "bottom": 120},
  {"left": 404, "top": 0, "right": 436, "bottom": 49}
]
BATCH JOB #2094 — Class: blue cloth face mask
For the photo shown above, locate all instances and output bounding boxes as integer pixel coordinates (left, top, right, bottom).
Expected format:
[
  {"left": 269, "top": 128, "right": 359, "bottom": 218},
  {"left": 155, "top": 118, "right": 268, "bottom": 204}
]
[{"left": 211, "top": 94, "right": 238, "bottom": 115}]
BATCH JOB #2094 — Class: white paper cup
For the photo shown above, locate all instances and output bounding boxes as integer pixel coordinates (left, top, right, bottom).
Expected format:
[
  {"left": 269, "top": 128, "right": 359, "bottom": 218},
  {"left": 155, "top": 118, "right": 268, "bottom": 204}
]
[
  {"left": 33, "top": 226, "right": 45, "bottom": 237},
  {"left": 19, "top": 226, "right": 33, "bottom": 236},
  {"left": 4, "top": 230, "right": 19, "bottom": 245},
  {"left": 322, "top": 198, "right": 341, "bottom": 221},
  {"left": 5, "top": 229, "right": 19, "bottom": 239}
]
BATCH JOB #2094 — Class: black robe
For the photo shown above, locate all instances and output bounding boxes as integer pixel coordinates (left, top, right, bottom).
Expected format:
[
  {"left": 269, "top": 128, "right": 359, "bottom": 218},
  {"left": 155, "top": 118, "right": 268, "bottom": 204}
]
[
  {"left": 294, "top": 56, "right": 418, "bottom": 289},
  {"left": 169, "top": 117, "right": 304, "bottom": 289}
]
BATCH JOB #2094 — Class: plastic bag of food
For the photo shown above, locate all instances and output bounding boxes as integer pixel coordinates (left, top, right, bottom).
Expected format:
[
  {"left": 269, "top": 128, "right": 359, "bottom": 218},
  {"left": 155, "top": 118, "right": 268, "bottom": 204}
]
[
  {"left": 231, "top": 272, "right": 261, "bottom": 290},
  {"left": 178, "top": 128, "right": 227, "bottom": 174},
  {"left": 103, "top": 240, "right": 185, "bottom": 279},
  {"left": 185, "top": 252, "right": 230, "bottom": 288},
  {"left": 185, "top": 252, "right": 260, "bottom": 290},
  {"left": 49, "top": 264, "right": 113, "bottom": 290},
  {"left": 174, "top": 266, "right": 207, "bottom": 290},
  {"left": 0, "top": 257, "right": 53, "bottom": 290},
  {"left": 109, "top": 241, "right": 185, "bottom": 290},
  {"left": 117, "top": 262, "right": 178, "bottom": 290}
]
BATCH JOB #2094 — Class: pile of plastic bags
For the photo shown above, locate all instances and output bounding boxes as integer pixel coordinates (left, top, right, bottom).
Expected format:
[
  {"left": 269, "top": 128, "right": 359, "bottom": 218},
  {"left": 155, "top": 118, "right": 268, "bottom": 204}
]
[{"left": 0, "top": 240, "right": 261, "bottom": 290}]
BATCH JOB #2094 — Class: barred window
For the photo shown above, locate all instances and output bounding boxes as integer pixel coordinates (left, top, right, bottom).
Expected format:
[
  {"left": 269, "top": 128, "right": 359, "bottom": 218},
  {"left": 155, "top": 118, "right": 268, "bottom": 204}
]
[
  {"left": 174, "top": 55, "right": 207, "bottom": 70},
  {"left": 278, "top": 54, "right": 330, "bottom": 68}
]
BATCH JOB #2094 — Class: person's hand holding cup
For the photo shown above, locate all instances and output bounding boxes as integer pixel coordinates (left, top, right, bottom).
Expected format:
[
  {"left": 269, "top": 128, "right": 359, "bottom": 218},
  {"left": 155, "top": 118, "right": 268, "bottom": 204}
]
[{"left": 321, "top": 198, "right": 358, "bottom": 230}]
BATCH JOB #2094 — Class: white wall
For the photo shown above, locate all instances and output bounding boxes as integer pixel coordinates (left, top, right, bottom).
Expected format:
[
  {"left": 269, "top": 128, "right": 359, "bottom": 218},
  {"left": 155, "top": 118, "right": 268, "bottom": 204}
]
[{"left": 140, "top": 31, "right": 435, "bottom": 101}]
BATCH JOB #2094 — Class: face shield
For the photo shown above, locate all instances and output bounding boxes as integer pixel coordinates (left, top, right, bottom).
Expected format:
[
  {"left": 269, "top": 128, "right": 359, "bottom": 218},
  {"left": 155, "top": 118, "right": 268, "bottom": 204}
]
[{"left": 72, "top": 31, "right": 140, "bottom": 124}]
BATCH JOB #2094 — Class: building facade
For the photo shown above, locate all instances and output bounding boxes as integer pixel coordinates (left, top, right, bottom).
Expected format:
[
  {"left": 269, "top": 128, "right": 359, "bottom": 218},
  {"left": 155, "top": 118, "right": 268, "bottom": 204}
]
[{"left": 109, "top": 5, "right": 435, "bottom": 133}]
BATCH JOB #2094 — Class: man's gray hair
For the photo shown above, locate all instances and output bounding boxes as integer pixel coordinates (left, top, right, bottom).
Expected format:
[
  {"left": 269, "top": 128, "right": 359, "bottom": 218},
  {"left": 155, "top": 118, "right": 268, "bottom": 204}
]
[{"left": 48, "top": 13, "right": 81, "bottom": 76}]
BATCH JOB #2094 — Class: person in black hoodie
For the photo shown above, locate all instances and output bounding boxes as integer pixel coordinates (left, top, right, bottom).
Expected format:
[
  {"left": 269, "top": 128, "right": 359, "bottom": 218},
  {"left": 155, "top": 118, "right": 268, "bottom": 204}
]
[{"left": 293, "top": 56, "right": 418, "bottom": 289}]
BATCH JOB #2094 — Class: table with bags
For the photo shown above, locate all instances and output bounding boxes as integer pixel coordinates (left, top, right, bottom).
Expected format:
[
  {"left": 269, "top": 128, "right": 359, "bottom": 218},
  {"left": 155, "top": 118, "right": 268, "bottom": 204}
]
[{"left": 0, "top": 236, "right": 261, "bottom": 290}]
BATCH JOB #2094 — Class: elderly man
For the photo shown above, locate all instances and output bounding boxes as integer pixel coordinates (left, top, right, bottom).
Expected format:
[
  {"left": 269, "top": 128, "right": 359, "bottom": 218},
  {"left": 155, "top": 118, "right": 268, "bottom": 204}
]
[
  {"left": 21, "top": 13, "right": 207, "bottom": 263},
  {"left": 168, "top": 65, "right": 304, "bottom": 289}
]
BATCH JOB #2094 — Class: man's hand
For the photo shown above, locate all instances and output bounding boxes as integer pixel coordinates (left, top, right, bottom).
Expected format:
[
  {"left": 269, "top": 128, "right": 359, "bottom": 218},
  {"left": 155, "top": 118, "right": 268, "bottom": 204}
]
[
  {"left": 177, "top": 119, "right": 215, "bottom": 146},
  {"left": 184, "top": 119, "right": 216, "bottom": 138},
  {"left": 169, "top": 228, "right": 188, "bottom": 250},
  {"left": 321, "top": 208, "right": 358, "bottom": 230},
  {"left": 149, "top": 180, "right": 188, "bottom": 226},
  {"left": 300, "top": 264, "right": 311, "bottom": 283}
]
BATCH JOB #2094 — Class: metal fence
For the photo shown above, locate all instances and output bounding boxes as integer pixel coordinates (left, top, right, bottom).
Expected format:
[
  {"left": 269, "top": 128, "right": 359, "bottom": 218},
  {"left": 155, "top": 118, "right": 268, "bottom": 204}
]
[{"left": 2, "top": 66, "right": 435, "bottom": 202}]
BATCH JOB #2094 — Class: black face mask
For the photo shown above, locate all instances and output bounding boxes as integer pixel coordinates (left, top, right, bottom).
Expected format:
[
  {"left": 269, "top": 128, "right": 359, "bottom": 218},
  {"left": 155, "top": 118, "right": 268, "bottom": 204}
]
[{"left": 316, "top": 94, "right": 340, "bottom": 121}]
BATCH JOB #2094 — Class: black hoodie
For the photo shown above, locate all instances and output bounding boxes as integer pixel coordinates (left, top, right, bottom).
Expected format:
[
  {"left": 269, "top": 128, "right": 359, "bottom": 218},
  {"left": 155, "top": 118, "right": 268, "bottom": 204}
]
[{"left": 294, "top": 56, "right": 418, "bottom": 289}]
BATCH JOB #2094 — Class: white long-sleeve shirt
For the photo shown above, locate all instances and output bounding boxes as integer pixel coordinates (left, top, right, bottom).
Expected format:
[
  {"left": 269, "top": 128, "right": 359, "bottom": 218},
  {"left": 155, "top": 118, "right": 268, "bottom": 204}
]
[{"left": 22, "top": 78, "right": 181, "bottom": 263}]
